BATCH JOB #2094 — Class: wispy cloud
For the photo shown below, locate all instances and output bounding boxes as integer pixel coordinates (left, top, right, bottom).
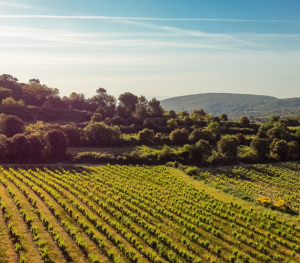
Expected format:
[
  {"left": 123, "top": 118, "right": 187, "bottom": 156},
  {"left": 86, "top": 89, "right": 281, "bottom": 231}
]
[
  {"left": 3, "top": 24, "right": 300, "bottom": 52},
  {"left": 0, "top": 1, "right": 37, "bottom": 9},
  {"left": 0, "top": 26, "right": 244, "bottom": 50},
  {"left": 0, "top": 15, "right": 299, "bottom": 23},
  {"left": 118, "top": 20, "right": 259, "bottom": 48}
]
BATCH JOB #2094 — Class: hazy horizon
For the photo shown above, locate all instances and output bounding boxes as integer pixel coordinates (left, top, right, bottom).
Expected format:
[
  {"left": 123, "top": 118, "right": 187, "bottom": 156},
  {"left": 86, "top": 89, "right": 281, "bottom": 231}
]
[{"left": 0, "top": 0, "right": 300, "bottom": 99}]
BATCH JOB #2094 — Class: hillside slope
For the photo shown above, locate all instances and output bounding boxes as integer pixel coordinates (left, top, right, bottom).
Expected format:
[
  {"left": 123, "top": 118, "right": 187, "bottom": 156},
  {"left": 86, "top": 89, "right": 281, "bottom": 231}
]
[{"left": 160, "top": 93, "right": 300, "bottom": 120}]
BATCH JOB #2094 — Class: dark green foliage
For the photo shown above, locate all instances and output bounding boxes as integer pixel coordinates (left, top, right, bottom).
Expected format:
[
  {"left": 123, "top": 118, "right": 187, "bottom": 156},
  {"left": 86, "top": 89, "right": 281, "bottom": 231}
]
[
  {"left": 170, "top": 128, "right": 189, "bottom": 144},
  {"left": 235, "top": 133, "right": 246, "bottom": 145},
  {"left": 257, "top": 129, "right": 268, "bottom": 139},
  {"left": 251, "top": 138, "right": 270, "bottom": 160},
  {"left": 0, "top": 114, "right": 24, "bottom": 137},
  {"left": 83, "top": 122, "right": 120, "bottom": 147},
  {"left": 138, "top": 128, "right": 155, "bottom": 143},
  {"left": 118, "top": 92, "right": 138, "bottom": 111},
  {"left": 189, "top": 128, "right": 205, "bottom": 143},
  {"left": 45, "top": 129, "right": 69, "bottom": 161},
  {"left": 220, "top": 113, "right": 228, "bottom": 121},
  {"left": 239, "top": 116, "right": 250, "bottom": 127},
  {"left": 185, "top": 166, "right": 199, "bottom": 176},
  {"left": 271, "top": 140, "right": 290, "bottom": 161},
  {"left": 217, "top": 138, "right": 238, "bottom": 159},
  {"left": 185, "top": 139, "right": 212, "bottom": 163},
  {"left": 288, "top": 141, "right": 300, "bottom": 160},
  {"left": 91, "top": 113, "right": 103, "bottom": 122},
  {"left": 62, "top": 125, "right": 83, "bottom": 147}
]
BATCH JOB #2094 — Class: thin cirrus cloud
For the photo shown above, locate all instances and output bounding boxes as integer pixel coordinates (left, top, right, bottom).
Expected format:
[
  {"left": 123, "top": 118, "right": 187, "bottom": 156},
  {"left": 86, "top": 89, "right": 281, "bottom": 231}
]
[
  {"left": 0, "top": 14, "right": 300, "bottom": 23},
  {"left": 0, "top": 1, "right": 50, "bottom": 10},
  {"left": 0, "top": 25, "right": 265, "bottom": 51}
]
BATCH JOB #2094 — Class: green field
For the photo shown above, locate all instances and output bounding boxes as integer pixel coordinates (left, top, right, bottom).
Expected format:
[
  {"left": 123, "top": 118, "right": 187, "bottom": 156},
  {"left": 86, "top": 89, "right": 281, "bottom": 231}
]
[
  {"left": 200, "top": 162, "right": 300, "bottom": 212},
  {"left": 1, "top": 165, "right": 300, "bottom": 263}
]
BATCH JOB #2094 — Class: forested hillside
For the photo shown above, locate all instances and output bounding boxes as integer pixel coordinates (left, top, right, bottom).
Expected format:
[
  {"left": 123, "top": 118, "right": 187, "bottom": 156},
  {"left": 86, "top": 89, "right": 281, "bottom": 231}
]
[{"left": 161, "top": 93, "right": 300, "bottom": 120}]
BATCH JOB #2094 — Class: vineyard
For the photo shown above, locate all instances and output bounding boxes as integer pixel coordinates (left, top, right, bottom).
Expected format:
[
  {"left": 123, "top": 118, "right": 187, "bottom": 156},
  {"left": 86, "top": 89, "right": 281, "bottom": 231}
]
[
  {"left": 200, "top": 162, "right": 300, "bottom": 213},
  {"left": 0, "top": 165, "right": 300, "bottom": 263}
]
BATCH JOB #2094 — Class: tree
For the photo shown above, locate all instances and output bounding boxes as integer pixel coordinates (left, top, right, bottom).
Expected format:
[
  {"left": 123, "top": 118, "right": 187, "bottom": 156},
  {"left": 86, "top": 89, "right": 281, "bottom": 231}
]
[
  {"left": 167, "top": 119, "right": 178, "bottom": 129},
  {"left": 235, "top": 133, "right": 246, "bottom": 145},
  {"left": 22, "top": 80, "right": 59, "bottom": 107},
  {"left": 170, "top": 128, "right": 189, "bottom": 144},
  {"left": 143, "top": 119, "right": 157, "bottom": 130},
  {"left": 1, "top": 97, "right": 23, "bottom": 111},
  {"left": 6, "top": 133, "right": 28, "bottom": 162},
  {"left": 138, "top": 128, "right": 155, "bottom": 143},
  {"left": 191, "top": 109, "right": 206, "bottom": 121},
  {"left": 269, "top": 115, "right": 280, "bottom": 125},
  {"left": 28, "top": 78, "right": 40, "bottom": 85},
  {"left": 88, "top": 88, "right": 116, "bottom": 117},
  {"left": 267, "top": 127, "right": 282, "bottom": 142},
  {"left": 168, "top": 110, "right": 177, "bottom": 119},
  {"left": 0, "top": 114, "right": 25, "bottom": 137},
  {"left": 0, "top": 87, "right": 13, "bottom": 101},
  {"left": 111, "top": 116, "right": 124, "bottom": 126},
  {"left": 187, "top": 139, "right": 212, "bottom": 163},
  {"left": 220, "top": 113, "right": 228, "bottom": 121},
  {"left": 118, "top": 92, "right": 138, "bottom": 112},
  {"left": 217, "top": 138, "right": 238, "bottom": 159},
  {"left": 0, "top": 74, "right": 23, "bottom": 100},
  {"left": 189, "top": 128, "right": 205, "bottom": 143},
  {"left": 256, "top": 129, "right": 268, "bottom": 139},
  {"left": 44, "top": 129, "right": 69, "bottom": 161},
  {"left": 184, "top": 116, "right": 193, "bottom": 126},
  {"left": 62, "top": 125, "right": 83, "bottom": 147},
  {"left": 271, "top": 140, "right": 290, "bottom": 161},
  {"left": 239, "top": 116, "right": 250, "bottom": 127},
  {"left": 68, "top": 92, "right": 87, "bottom": 110},
  {"left": 148, "top": 98, "right": 164, "bottom": 117},
  {"left": 177, "top": 111, "right": 189, "bottom": 119},
  {"left": 251, "top": 138, "right": 270, "bottom": 160},
  {"left": 25, "top": 134, "right": 47, "bottom": 162},
  {"left": 91, "top": 113, "right": 103, "bottom": 122},
  {"left": 83, "top": 122, "right": 120, "bottom": 146},
  {"left": 0, "top": 134, "right": 7, "bottom": 160},
  {"left": 205, "top": 122, "right": 221, "bottom": 136},
  {"left": 134, "top": 95, "right": 148, "bottom": 119},
  {"left": 288, "top": 141, "right": 300, "bottom": 160}
]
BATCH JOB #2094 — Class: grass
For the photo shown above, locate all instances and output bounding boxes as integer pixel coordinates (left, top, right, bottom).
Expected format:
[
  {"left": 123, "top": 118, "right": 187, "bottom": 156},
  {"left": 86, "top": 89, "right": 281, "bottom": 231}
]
[{"left": 174, "top": 163, "right": 300, "bottom": 225}]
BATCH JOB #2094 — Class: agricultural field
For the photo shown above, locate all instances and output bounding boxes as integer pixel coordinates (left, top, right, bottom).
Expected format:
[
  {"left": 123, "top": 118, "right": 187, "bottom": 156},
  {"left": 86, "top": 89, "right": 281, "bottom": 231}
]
[
  {"left": 0, "top": 165, "right": 300, "bottom": 263},
  {"left": 200, "top": 162, "right": 300, "bottom": 212}
]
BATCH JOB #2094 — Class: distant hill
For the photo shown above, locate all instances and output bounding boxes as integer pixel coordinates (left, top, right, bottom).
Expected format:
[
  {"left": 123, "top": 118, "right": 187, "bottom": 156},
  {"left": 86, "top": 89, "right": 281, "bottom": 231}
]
[{"left": 160, "top": 93, "right": 300, "bottom": 120}]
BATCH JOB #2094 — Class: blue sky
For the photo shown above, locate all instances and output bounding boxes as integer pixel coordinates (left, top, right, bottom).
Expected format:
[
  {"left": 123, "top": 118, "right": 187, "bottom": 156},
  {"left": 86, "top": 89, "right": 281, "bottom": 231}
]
[{"left": 0, "top": 0, "right": 300, "bottom": 99}]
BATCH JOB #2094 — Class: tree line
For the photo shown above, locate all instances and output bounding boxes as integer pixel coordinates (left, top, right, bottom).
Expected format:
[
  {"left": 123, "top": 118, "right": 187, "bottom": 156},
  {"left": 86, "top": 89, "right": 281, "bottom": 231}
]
[{"left": 1, "top": 73, "right": 300, "bottom": 165}]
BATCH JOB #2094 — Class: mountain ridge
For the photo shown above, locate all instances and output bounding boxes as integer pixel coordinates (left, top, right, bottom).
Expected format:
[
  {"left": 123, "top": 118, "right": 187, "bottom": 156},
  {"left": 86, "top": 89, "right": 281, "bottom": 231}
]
[{"left": 160, "top": 93, "right": 300, "bottom": 120}]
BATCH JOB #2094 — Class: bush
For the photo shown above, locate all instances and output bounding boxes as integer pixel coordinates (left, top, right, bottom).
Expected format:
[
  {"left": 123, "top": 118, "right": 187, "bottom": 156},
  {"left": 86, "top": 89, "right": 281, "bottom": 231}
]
[
  {"left": 167, "top": 119, "right": 178, "bottom": 128},
  {"left": 44, "top": 129, "right": 69, "bottom": 161},
  {"left": 63, "top": 125, "right": 83, "bottom": 147},
  {"left": 256, "top": 197, "right": 272, "bottom": 207},
  {"left": 235, "top": 133, "right": 246, "bottom": 145},
  {"left": 251, "top": 138, "right": 270, "bottom": 160},
  {"left": 0, "top": 114, "right": 24, "bottom": 137},
  {"left": 138, "top": 128, "right": 155, "bottom": 143},
  {"left": 189, "top": 128, "right": 205, "bottom": 143},
  {"left": 217, "top": 138, "right": 238, "bottom": 159},
  {"left": 270, "top": 140, "right": 290, "bottom": 161},
  {"left": 91, "top": 113, "right": 103, "bottom": 122},
  {"left": 83, "top": 121, "right": 120, "bottom": 146},
  {"left": 239, "top": 116, "right": 250, "bottom": 127},
  {"left": 185, "top": 166, "right": 199, "bottom": 176},
  {"left": 170, "top": 128, "right": 189, "bottom": 144}
]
